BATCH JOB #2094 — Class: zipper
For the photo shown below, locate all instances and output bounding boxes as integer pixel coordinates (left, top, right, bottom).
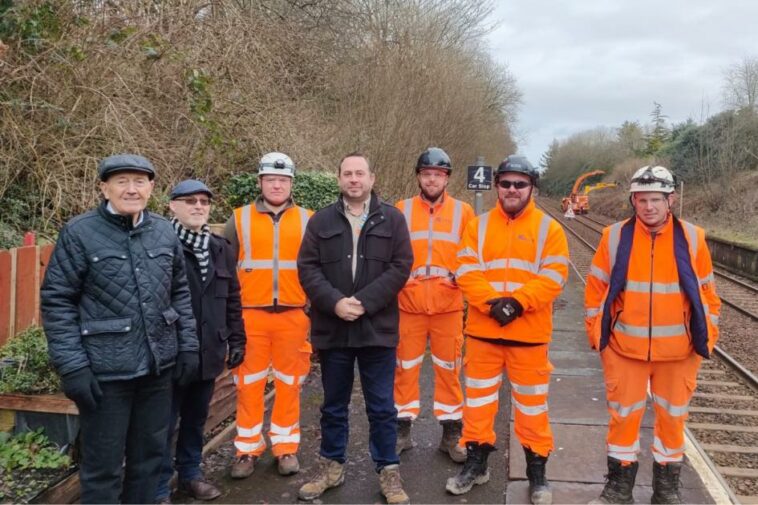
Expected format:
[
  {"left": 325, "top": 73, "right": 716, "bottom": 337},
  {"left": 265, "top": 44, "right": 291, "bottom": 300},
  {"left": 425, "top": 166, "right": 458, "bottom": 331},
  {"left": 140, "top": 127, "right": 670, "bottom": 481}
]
[
  {"left": 426, "top": 205, "right": 435, "bottom": 277},
  {"left": 647, "top": 231, "right": 656, "bottom": 361}
]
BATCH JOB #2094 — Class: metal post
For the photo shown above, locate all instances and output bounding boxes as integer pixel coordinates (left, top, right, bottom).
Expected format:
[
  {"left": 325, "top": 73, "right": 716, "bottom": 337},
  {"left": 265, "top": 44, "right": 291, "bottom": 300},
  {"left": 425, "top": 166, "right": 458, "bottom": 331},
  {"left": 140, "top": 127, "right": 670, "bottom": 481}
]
[
  {"left": 475, "top": 155, "right": 485, "bottom": 215},
  {"left": 679, "top": 180, "right": 684, "bottom": 218}
]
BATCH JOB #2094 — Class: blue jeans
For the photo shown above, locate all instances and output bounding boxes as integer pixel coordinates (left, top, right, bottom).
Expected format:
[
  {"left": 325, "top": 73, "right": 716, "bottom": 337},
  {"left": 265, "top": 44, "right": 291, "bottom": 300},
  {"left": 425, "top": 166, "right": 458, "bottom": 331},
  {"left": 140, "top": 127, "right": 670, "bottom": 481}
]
[
  {"left": 155, "top": 378, "right": 216, "bottom": 500},
  {"left": 78, "top": 372, "right": 173, "bottom": 504},
  {"left": 318, "top": 346, "right": 399, "bottom": 471}
]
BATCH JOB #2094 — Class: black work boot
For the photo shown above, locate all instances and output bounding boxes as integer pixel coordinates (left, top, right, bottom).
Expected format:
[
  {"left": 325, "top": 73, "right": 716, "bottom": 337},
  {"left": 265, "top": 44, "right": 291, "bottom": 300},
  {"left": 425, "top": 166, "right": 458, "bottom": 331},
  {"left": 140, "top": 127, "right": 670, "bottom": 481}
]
[
  {"left": 651, "top": 462, "right": 682, "bottom": 504},
  {"left": 439, "top": 420, "right": 466, "bottom": 463},
  {"left": 445, "top": 442, "right": 496, "bottom": 495},
  {"left": 523, "top": 446, "right": 552, "bottom": 504},
  {"left": 396, "top": 419, "right": 413, "bottom": 455},
  {"left": 590, "top": 457, "right": 638, "bottom": 504}
]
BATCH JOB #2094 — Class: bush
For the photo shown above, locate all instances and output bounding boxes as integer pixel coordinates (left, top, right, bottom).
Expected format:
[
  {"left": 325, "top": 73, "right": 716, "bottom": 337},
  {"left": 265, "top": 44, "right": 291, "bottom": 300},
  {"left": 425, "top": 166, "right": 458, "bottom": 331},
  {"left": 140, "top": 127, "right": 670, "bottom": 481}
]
[
  {"left": 224, "top": 171, "right": 341, "bottom": 212},
  {"left": 0, "top": 326, "right": 60, "bottom": 395},
  {"left": 0, "top": 429, "right": 70, "bottom": 471}
]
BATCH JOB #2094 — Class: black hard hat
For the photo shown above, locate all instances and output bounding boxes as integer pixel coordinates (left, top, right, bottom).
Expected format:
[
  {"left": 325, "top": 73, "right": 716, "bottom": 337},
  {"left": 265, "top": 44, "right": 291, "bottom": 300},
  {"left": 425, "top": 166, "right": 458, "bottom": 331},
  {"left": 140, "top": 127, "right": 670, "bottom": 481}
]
[
  {"left": 496, "top": 155, "right": 538, "bottom": 182},
  {"left": 98, "top": 154, "right": 155, "bottom": 181},
  {"left": 416, "top": 147, "right": 452, "bottom": 174},
  {"left": 170, "top": 179, "right": 213, "bottom": 200}
]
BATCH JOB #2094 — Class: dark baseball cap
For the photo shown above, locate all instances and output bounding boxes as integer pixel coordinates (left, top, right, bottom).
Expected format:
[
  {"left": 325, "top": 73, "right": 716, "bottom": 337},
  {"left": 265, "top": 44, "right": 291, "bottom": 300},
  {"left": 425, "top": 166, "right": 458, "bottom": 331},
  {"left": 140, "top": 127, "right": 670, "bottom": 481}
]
[
  {"left": 170, "top": 179, "right": 214, "bottom": 200},
  {"left": 98, "top": 154, "right": 155, "bottom": 181}
]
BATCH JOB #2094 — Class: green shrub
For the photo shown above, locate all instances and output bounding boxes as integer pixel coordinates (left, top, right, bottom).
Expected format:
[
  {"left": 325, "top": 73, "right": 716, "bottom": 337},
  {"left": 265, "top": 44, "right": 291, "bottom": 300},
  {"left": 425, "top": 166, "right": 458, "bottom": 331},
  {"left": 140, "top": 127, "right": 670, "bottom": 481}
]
[
  {"left": 0, "top": 326, "right": 60, "bottom": 395},
  {"left": 0, "top": 429, "right": 70, "bottom": 471},
  {"left": 224, "top": 171, "right": 340, "bottom": 212}
]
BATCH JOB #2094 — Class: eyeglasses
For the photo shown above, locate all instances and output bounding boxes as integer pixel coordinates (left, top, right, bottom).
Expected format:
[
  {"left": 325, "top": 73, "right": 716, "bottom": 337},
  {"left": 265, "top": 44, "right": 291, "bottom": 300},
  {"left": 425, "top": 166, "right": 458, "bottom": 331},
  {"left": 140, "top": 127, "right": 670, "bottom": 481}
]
[
  {"left": 497, "top": 180, "right": 531, "bottom": 190},
  {"left": 175, "top": 197, "right": 211, "bottom": 206}
]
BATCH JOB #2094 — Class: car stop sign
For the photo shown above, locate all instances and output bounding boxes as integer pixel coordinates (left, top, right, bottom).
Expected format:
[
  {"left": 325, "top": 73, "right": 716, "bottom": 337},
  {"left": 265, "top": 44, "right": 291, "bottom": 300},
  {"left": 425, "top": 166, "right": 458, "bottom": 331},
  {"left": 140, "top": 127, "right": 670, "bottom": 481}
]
[{"left": 467, "top": 165, "right": 492, "bottom": 190}]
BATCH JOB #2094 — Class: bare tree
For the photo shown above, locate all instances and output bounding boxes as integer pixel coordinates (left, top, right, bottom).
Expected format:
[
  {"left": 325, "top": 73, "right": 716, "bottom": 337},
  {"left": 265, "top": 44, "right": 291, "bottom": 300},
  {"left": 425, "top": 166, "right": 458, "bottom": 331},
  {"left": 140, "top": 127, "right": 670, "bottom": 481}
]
[{"left": 722, "top": 56, "right": 758, "bottom": 111}]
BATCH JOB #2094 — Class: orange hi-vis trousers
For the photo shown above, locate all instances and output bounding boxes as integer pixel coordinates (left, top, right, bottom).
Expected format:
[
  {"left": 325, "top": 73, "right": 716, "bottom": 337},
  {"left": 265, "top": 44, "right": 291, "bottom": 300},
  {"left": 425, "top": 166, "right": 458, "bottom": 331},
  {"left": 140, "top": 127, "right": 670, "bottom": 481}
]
[
  {"left": 459, "top": 337, "right": 554, "bottom": 456},
  {"left": 234, "top": 308, "right": 311, "bottom": 458},
  {"left": 394, "top": 311, "right": 464, "bottom": 421},
  {"left": 601, "top": 345, "right": 701, "bottom": 463}
]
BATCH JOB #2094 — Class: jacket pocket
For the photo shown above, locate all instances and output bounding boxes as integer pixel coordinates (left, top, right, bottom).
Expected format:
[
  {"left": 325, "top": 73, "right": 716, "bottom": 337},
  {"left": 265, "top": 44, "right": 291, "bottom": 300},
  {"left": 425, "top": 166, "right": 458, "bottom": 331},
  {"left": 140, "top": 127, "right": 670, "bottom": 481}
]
[
  {"left": 364, "top": 227, "right": 392, "bottom": 262},
  {"left": 89, "top": 249, "right": 129, "bottom": 278},
  {"left": 156, "top": 307, "right": 179, "bottom": 365},
  {"left": 318, "top": 228, "right": 344, "bottom": 263},
  {"left": 80, "top": 316, "right": 136, "bottom": 374},
  {"left": 215, "top": 269, "right": 231, "bottom": 298},
  {"left": 147, "top": 247, "right": 175, "bottom": 270}
]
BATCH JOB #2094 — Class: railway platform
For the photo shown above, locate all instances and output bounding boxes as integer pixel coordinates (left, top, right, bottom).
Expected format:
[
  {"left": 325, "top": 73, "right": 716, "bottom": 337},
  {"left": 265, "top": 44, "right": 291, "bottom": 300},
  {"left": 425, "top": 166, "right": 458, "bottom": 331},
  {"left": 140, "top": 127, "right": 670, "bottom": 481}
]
[{"left": 189, "top": 262, "right": 726, "bottom": 504}]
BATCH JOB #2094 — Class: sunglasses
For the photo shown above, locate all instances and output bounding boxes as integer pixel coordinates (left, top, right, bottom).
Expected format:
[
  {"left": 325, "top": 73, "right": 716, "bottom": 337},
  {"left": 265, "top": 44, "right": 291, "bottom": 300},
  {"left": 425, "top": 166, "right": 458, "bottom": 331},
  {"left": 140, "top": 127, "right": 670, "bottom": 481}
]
[
  {"left": 175, "top": 197, "right": 211, "bottom": 206},
  {"left": 497, "top": 180, "right": 531, "bottom": 190}
]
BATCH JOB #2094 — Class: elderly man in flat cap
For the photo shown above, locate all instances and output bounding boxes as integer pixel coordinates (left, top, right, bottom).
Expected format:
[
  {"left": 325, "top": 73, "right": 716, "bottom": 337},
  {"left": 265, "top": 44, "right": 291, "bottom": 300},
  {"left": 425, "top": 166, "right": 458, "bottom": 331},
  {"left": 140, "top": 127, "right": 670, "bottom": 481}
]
[
  {"left": 155, "top": 180, "right": 247, "bottom": 503},
  {"left": 41, "top": 154, "right": 199, "bottom": 504}
]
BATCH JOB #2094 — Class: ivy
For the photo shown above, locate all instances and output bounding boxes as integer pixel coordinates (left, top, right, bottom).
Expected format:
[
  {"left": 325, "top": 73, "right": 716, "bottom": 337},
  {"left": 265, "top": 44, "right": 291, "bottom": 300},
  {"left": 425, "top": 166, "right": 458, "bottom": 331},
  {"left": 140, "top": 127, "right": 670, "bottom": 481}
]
[
  {"left": 0, "top": 326, "right": 60, "bottom": 395},
  {"left": 224, "top": 171, "right": 340, "bottom": 211}
]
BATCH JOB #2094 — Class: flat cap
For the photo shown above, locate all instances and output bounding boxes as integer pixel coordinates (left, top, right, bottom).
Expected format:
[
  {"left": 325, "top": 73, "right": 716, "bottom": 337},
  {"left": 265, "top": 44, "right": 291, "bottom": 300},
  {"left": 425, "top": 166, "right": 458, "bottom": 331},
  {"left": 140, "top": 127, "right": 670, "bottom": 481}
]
[
  {"left": 98, "top": 154, "right": 155, "bottom": 181},
  {"left": 170, "top": 179, "right": 213, "bottom": 200}
]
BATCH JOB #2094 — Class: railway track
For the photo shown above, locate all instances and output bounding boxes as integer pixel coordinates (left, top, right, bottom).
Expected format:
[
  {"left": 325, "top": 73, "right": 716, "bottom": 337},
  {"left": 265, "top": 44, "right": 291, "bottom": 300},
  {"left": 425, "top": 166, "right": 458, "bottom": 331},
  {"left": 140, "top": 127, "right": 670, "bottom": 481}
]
[{"left": 537, "top": 198, "right": 758, "bottom": 503}]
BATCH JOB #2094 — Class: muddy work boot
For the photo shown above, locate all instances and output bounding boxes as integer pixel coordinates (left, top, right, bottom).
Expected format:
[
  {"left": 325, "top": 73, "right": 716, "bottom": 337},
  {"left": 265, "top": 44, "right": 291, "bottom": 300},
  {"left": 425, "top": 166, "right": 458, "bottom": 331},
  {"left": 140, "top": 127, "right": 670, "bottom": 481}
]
[
  {"left": 651, "top": 462, "right": 682, "bottom": 504},
  {"left": 523, "top": 446, "right": 552, "bottom": 504},
  {"left": 230, "top": 454, "right": 257, "bottom": 479},
  {"left": 445, "top": 442, "right": 496, "bottom": 495},
  {"left": 277, "top": 453, "right": 300, "bottom": 476},
  {"left": 396, "top": 418, "right": 414, "bottom": 455},
  {"left": 179, "top": 477, "right": 222, "bottom": 501},
  {"left": 379, "top": 464, "right": 410, "bottom": 504},
  {"left": 439, "top": 420, "right": 466, "bottom": 463},
  {"left": 590, "top": 457, "right": 638, "bottom": 504},
  {"left": 298, "top": 456, "right": 345, "bottom": 501}
]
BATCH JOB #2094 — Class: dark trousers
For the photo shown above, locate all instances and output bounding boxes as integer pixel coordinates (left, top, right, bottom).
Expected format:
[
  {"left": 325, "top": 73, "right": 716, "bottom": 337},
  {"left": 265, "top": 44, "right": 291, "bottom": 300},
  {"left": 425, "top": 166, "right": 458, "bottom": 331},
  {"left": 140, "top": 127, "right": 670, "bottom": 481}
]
[
  {"left": 156, "top": 378, "right": 216, "bottom": 500},
  {"left": 318, "top": 346, "right": 399, "bottom": 471},
  {"left": 78, "top": 371, "right": 173, "bottom": 504}
]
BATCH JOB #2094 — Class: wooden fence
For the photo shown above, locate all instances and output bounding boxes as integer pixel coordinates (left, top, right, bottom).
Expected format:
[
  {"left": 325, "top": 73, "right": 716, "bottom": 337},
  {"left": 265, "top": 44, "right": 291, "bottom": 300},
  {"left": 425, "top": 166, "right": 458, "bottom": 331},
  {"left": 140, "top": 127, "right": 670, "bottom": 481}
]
[{"left": 0, "top": 244, "right": 54, "bottom": 347}]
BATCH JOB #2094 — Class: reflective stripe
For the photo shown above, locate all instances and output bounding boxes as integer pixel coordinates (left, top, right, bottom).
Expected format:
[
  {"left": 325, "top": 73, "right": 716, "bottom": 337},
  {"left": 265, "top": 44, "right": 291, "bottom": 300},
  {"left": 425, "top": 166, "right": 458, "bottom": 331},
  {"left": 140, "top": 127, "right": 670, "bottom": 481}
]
[
  {"left": 608, "top": 440, "right": 640, "bottom": 462},
  {"left": 397, "top": 354, "right": 424, "bottom": 370},
  {"left": 710, "top": 314, "right": 719, "bottom": 326},
  {"left": 395, "top": 400, "right": 420, "bottom": 412},
  {"left": 270, "top": 422, "right": 299, "bottom": 435},
  {"left": 541, "top": 255, "right": 569, "bottom": 267},
  {"left": 614, "top": 322, "right": 687, "bottom": 338},
  {"left": 237, "top": 423, "right": 263, "bottom": 438},
  {"left": 534, "top": 215, "right": 552, "bottom": 266},
  {"left": 273, "top": 369, "right": 296, "bottom": 386},
  {"left": 652, "top": 394, "right": 689, "bottom": 417},
  {"left": 456, "top": 263, "right": 484, "bottom": 277},
  {"left": 489, "top": 281, "right": 524, "bottom": 292},
  {"left": 625, "top": 281, "right": 681, "bottom": 294},
  {"left": 653, "top": 452, "right": 684, "bottom": 463},
  {"left": 270, "top": 434, "right": 301, "bottom": 445},
  {"left": 241, "top": 369, "right": 269, "bottom": 385},
  {"left": 438, "top": 412, "right": 463, "bottom": 421},
  {"left": 466, "top": 374, "right": 502, "bottom": 389},
  {"left": 298, "top": 207, "right": 310, "bottom": 238},
  {"left": 607, "top": 399, "right": 646, "bottom": 418},
  {"left": 653, "top": 436, "right": 685, "bottom": 456},
  {"left": 409, "top": 230, "right": 460, "bottom": 243},
  {"left": 477, "top": 213, "right": 490, "bottom": 261},
  {"left": 239, "top": 259, "right": 298, "bottom": 270},
  {"left": 235, "top": 440, "right": 265, "bottom": 453},
  {"left": 608, "top": 222, "right": 623, "bottom": 272},
  {"left": 433, "top": 401, "right": 463, "bottom": 413},
  {"left": 411, "top": 265, "right": 452, "bottom": 279},
  {"left": 450, "top": 200, "right": 463, "bottom": 238},
  {"left": 402, "top": 198, "right": 413, "bottom": 233},
  {"left": 485, "top": 258, "right": 536, "bottom": 273},
  {"left": 239, "top": 205, "right": 254, "bottom": 270},
  {"left": 585, "top": 307, "right": 600, "bottom": 318},
  {"left": 458, "top": 247, "right": 478, "bottom": 259},
  {"left": 683, "top": 221, "right": 698, "bottom": 258},
  {"left": 590, "top": 265, "right": 610, "bottom": 283},
  {"left": 298, "top": 373, "right": 309, "bottom": 384},
  {"left": 538, "top": 268, "right": 565, "bottom": 286},
  {"left": 510, "top": 382, "right": 549, "bottom": 395},
  {"left": 512, "top": 397, "right": 548, "bottom": 416},
  {"left": 698, "top": 273, "right": 714, "bottom": 286},
  {"left": 466, "top": 391, "right": 499, "bottom": 408},
  {"left": 431, "top": 354, "right": 456, "bottom": 370}
]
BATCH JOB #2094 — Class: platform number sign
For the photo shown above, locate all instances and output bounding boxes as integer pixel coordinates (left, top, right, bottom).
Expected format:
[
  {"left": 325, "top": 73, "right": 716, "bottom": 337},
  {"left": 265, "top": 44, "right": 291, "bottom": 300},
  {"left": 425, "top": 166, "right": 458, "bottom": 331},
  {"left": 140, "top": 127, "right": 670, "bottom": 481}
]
[{"left": 467, "top": 165, "right": 492, "bottom": 190}]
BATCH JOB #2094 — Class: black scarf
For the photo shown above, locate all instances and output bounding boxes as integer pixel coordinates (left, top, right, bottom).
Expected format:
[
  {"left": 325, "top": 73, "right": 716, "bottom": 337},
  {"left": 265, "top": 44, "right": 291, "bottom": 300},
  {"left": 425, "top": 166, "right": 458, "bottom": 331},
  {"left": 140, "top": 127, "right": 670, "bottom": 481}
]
[{"left": 171, "top": 218, "right": 211, "bottom": 282}]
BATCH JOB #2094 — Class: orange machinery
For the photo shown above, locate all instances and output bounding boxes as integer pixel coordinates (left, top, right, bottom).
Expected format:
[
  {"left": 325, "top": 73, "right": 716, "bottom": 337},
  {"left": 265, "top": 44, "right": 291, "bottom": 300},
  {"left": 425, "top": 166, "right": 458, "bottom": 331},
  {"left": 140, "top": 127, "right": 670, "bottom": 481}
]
[{"left": 561, "top": 170, "right": 605, "bottom": 214}]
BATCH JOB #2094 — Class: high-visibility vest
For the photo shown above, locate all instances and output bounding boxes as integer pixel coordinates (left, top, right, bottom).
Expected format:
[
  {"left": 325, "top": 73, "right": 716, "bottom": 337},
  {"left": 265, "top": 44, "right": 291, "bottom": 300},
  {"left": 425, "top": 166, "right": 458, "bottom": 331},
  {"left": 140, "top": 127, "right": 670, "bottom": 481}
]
[
  {"left": 456, "top": 200, "right": 569, "bottom": 343},
  {"left": 585, "top": 216, "right": 721, "bottom": 361},
  {"left": 395, "top": 193, "right": 474, "bottom": 314},
  {"left": 233, "top": 203, "right": 312, "bottom": 308}
]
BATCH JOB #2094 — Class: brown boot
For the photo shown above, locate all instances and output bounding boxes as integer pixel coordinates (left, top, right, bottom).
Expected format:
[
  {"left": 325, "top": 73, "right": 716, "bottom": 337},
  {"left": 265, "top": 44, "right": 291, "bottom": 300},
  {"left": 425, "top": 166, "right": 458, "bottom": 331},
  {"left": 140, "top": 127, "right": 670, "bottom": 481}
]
[
  {"left": 298, "top": 457, "right": 345, "bottom": 500},
  {"left": 439, "top": 420, "right": 466, "bottom": 463},
  {"left": 230, "top": 454, "right": 257, "bottom": 479},
  {"left": 379, "top": 464, "right": 410, "bottom": 504},
  {"left": 179, "top": 478, "right": 222, "bottom": 500},
  {"left": 277, "top": 453, "right": 300, "bottom": 476}
]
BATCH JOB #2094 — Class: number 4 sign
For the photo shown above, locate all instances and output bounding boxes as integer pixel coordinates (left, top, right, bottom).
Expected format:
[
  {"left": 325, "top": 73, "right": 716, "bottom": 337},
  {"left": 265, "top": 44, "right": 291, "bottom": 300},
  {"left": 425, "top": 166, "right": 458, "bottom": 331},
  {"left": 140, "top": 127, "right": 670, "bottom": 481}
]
[{"left": 467, "top": 165, "right": 492, "bottom": 190}]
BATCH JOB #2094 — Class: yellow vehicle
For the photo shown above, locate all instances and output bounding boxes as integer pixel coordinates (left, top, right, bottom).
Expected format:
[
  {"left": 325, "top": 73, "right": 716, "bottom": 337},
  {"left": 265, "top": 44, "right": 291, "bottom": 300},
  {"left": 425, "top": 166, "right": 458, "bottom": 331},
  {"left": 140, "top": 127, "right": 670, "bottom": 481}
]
[
  {"left": 583, "top": 182, "right": 618, "bottom": 195},
  {"left": 561, "top": 170, "right": 605, "bottom": 214}
]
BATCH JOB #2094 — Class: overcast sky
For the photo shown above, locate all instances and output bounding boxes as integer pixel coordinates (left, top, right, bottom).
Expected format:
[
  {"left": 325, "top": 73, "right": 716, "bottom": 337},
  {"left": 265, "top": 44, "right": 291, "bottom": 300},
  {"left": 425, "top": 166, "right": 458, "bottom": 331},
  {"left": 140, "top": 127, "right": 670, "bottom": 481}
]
[{"left": 487, "top": 0, "right": 757, "bottom": 165}]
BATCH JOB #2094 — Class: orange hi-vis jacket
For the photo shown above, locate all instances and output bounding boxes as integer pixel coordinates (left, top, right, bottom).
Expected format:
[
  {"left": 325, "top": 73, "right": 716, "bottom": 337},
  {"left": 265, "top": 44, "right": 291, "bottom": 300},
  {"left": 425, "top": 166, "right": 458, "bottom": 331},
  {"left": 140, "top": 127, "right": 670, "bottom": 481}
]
[
  {"left": 585, "top": 216, "right": 721, "bottom": 361},
  {"left": 233, "top": 200, "right": 312, "bottom": 308},
  {"left": 396, "top": 193, "right": 475, "bottom": 314},
  {"left": 456, "top": 199, "right": 569, "bottom": 342}
]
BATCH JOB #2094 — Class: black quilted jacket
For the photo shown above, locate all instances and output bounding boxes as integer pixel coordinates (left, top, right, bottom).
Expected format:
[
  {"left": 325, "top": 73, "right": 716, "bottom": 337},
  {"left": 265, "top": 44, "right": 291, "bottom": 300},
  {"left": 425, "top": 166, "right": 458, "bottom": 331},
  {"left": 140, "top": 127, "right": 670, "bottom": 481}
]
[{"left": 41, "top": 202, "right": 198, "bottom": 382}]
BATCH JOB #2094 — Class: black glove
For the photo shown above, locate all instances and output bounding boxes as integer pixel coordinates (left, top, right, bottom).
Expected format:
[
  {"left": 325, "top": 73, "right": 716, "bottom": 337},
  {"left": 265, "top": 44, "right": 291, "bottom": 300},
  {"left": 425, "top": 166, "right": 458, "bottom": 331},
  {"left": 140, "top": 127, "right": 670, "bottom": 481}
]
[
  {"left": 226, "top": 347, "right": 245, "bottom": 369},
  {"left": 61, "top": 367, "right": 102, "bottom": 412},
  {"left": 173, "top": 351, "right": 200, "bottom": 387},
  {"left": 486, "top": 297, "right": 524, "bottom": 327}
]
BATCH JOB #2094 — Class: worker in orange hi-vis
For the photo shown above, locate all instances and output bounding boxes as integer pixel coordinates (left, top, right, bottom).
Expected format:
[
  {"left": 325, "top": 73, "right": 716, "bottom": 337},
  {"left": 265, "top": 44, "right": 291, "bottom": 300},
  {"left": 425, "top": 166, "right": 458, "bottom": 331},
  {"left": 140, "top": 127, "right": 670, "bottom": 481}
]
[
  {"left": 445, "top": 155, "right": 569, "bottom": 505},
  {"left": 394, "top": 147, "right": 475, "bottom": 463},
  {"left": 585, "top": 165, "right": 721, "bottom": 505},
  {"left": 223, "top": 152, "right": 313, "bottom": 480}
]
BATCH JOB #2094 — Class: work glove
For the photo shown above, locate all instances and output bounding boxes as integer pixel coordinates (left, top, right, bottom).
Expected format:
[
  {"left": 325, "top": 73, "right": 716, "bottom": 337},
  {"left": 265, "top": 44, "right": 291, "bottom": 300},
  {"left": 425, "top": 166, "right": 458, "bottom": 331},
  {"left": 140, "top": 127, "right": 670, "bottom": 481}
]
[
  {"left": 486, "top": 297, "right": 524, "bottom": 327},
  {"left": 226, "top": 347, "right": 245, "bottom": 369},
  {"left": 173, "top": 351, "right": 200, "bottom": 387},
  {"left": 61, "top": 367, "right": 102, "bottom": 412}
]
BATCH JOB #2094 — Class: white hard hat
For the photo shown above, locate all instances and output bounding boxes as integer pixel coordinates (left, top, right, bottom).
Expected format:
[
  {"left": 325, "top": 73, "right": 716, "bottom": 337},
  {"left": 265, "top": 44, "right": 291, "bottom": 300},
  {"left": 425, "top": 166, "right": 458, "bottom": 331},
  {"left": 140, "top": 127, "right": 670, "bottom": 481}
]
[
  {"left": 258, "top": 152, "right": 295, "bottom": 178},
  {"left": 629, "top": 165, "right": 675, "bottom": 194}
]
